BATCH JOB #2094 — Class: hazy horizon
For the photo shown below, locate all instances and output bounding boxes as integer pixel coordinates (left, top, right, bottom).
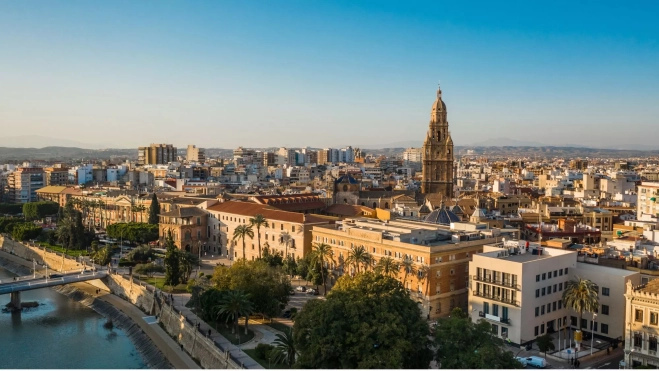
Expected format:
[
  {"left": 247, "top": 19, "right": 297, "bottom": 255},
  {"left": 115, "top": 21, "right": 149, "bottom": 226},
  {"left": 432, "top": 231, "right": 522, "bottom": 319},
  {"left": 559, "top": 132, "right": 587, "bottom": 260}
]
[{"left": 1, "top": 1, "right": 658, "bottom": 149}]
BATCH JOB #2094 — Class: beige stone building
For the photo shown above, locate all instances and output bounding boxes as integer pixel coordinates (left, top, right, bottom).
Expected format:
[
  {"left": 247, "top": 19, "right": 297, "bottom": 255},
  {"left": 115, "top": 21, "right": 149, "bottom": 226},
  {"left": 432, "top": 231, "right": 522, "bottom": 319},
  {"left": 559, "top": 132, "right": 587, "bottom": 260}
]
[
  {"left": 312, "top": 218, "right": 506, "bottom": 319},
  {"left": 624, "top": 279, "right": 659, "bottom": 368},
  {"left": 206, "top": 201, "right": 333, "bottom": 261}
]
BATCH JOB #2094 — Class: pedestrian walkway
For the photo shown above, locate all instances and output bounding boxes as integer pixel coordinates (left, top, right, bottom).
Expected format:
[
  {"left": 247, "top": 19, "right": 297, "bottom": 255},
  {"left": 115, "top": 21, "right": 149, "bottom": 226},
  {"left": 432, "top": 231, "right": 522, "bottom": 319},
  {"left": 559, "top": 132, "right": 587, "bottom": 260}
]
[
  {"left": 70, "top": 282, "right": 200, "bottom": 369},
  {"left": 167, "top": 292, "right": 263, "bottom": 369}
]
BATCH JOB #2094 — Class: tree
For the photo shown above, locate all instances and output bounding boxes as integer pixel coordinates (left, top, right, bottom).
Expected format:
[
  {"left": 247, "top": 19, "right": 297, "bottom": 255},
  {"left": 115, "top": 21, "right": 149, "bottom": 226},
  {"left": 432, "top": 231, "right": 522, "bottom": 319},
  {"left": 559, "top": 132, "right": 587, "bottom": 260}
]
[
  {"left": 164, "top": 230, "right": 181, "bottom": 286},
  {"left": 135, "top": 263, "right": 165, "bottom": 278},
  {"left": 215, "top": 290, "right": 253, "bottom": 336},
  {"left": 11, "top": 222, "right": 42, "bottom": 241},
  {"left": 400, "top": 257, "right": 417, "bottom": 289},
  {"left": 270, "top": 327, "right": 297, "bottom": 367},
  {"left": 211, "top": 259, "right": 292, "bottom": 319},
  {"left": 179, "top": 251, "right": 200, "bottom": 283},
  {"left": 563, "top": 276, "right": 600, "bottom": 334},
  {"left": 260, "top": 246, "right": 284, "bottom": 267},
  {"left": 374, "top": 257, "right": 400, "bottom": 278},
  {"left": 434, "top": 308, "right": 523, "bottom": 369},
  {"left": 23, "top": 201, "right": 59, "bottom": 221},
  {"left": 536, "top": 333, "right": 555, "bottom": 359},
  {"left": 106, "top": 222, "right": 159, "bottom": 244},
  {"left": 282, "top": 255, "right": 297, "bottom": 276},
  {"left": 125, "top": 245, "right": 155, "bottom": 263},
  {"left": 92, "top": 246, "right": 112, "bottom": 266},
  {"left": 279, "top": 231, "right": 291, "bottom": 258},
  {"left": 249, "top": 214, "right": 268, "bottom": 259},
  {"left": 232, "top": 224, "right": 254, "bottom": 260},
  {"left": 418, "top": 264, "right": 430, "bottom": 297},
  {"left": 310, "top": 243, "right": 334, "bottom": 294},
  {"left": 345, "top": 245, "right": 370, "bottom": 274},
  {"left": 56, "top": 200, "right": 91, "bottom": 254},
  {"left": 148, "top": 193, "right": 160, "bottom": 225},
  {"left": 294, "top": 272, "right": 433, "bottom": 368}
]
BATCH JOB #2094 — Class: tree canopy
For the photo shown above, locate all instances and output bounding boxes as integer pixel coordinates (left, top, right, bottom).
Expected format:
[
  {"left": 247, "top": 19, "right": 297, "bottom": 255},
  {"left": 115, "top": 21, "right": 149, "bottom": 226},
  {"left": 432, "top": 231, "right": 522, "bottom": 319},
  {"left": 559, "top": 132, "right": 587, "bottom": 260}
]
[
  {"left": 434, "top": 308, "right": 523, "bottom": 369},
  {"left": 106, "top": 222, "right": 159, "bottom": 244},
  {"left": 164, "top": 231, "right": 181, "bottom": 286},
  {"left": 23, "top": 201, "right": 59, "bottom": 221},
  {"left": 211, "top": 259, "right": 292, "bottom": 318},
  {"left": 11, "top": 222, "right": 42, "bottom": 241},
  {"left": 148, "top": 193, "right": 160, "bottom": 225},
  {"left": 293, "top": 271, "right": 433, "bottom": 369}
]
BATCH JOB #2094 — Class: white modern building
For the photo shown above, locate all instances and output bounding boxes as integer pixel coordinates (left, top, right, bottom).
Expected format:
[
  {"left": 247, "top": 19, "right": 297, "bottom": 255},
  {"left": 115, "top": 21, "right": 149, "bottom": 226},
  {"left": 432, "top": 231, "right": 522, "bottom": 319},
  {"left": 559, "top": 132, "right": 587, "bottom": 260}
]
[
  {"left": 469, "top": 241, "right": 639, "bottom": 349},
  {"left": 638, "top": 183, "right": 659, "bottom": 223}
]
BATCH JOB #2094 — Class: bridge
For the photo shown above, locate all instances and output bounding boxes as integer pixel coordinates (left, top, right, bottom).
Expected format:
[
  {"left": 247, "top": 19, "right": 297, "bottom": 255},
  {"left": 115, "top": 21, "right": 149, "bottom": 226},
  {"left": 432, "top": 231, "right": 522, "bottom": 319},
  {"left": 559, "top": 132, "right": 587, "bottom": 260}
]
[{"left": 0, "top": 270, "right": 108, "bottom": 309}]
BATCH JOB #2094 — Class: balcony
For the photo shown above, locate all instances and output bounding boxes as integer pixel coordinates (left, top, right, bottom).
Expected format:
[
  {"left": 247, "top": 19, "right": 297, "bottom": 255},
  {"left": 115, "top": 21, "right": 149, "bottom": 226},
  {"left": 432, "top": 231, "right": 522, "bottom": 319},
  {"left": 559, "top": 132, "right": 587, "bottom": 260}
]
[
  {"left": 472, "top": 291, "right": 520, "bottom": 307},
  {"left": 473, "top": 275, "right": 521, "bottom": 290},
  {"left": 478, "top": 311, "right": 511, "bottom": 325}
]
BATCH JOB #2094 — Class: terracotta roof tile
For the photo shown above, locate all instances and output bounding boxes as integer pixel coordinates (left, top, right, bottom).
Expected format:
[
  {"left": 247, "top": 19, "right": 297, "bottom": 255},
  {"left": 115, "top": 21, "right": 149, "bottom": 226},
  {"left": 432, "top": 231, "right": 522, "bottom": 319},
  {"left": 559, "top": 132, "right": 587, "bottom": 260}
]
[{"left": 207, "top": 201, "right": 329, "bottom": 224}]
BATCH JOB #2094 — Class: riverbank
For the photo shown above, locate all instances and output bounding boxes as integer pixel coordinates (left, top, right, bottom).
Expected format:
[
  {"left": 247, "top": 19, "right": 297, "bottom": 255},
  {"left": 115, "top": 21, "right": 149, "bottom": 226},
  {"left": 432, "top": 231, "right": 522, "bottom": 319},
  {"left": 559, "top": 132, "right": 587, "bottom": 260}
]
[{"left": 0, "top": 254, "right": 182, "bottom": 369}]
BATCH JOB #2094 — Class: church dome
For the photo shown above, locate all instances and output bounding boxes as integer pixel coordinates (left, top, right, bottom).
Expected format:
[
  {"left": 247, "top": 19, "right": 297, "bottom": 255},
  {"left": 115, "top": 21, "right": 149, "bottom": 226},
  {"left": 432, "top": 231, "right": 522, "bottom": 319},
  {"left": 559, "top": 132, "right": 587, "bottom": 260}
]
[
  {"left": 432, "top": 99, "right": 446, "bottom": 113},
  {"left": 335, "top": 174, "right": 358, "bottom": 185},
  {"left": 423, "top": 207, "right": 461, "bottom": 225}
]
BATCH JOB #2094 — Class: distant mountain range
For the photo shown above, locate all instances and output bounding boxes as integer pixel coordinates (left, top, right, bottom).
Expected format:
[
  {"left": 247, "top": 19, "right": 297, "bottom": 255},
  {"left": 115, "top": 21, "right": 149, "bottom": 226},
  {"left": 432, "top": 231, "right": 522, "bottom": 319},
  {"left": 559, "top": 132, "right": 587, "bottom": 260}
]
[{"left": 0, "top": 135, "right": 105, "bottom": 149}]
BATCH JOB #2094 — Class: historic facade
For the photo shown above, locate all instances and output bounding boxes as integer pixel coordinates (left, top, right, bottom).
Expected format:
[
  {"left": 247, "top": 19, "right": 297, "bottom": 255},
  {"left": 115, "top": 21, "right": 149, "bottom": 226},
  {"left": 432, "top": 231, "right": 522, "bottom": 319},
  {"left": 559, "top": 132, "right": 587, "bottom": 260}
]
[{"left": 421, "top": 85, "right": 454, "bottom": 198}]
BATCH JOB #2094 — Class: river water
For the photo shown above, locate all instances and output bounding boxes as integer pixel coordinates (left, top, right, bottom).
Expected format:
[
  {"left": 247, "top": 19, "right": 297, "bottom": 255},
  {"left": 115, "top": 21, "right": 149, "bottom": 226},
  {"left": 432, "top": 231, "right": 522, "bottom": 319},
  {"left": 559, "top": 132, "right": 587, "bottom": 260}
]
[{"left": 0, "top": 267, "right": 147, "bottom": 369}]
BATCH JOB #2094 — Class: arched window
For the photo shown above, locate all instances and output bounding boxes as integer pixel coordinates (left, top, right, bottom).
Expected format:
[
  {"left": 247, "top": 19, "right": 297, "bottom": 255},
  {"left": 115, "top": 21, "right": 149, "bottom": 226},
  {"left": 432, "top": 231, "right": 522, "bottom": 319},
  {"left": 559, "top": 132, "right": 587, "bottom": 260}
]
[
  {"left": 373, "top": 202, "right": 377, "bottom": 208},
  {"left": 343, "top": 185, "right": 348, "bottom": 192},
  {"left": 384, "top": 202, "right": 390, "bottom": 209}
]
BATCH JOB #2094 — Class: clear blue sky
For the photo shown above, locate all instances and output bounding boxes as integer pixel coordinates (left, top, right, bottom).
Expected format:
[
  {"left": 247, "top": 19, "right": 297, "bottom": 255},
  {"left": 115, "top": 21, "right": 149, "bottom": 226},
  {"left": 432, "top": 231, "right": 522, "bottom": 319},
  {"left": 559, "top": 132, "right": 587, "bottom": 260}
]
[{"left": 1, "top": 0, "right": 658, "bottom": 149}]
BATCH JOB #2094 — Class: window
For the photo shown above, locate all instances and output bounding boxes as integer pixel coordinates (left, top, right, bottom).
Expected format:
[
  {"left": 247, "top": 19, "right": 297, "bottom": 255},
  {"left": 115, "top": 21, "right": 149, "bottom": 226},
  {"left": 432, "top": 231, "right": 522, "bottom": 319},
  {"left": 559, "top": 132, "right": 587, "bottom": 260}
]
[
  {"left": 651, "top": 337, "right": 658, "bottom": 352},
  {"left": 536, "top": 275, "right": 540, "bottom": 282},
  {"left": 651, "top": 312, "right": 659, "bottom": 326},
  {"left": 571, "top": 316, "right": 577, "bottom": 326},
  {"left": 502, "top": 306, "right": 509, "bottom": 321},
  {"left": 292, "top": 226, "right": 295, "bottom": 232},
  {"left": 491, "top": 324, "right": 498, "bottom": 334},
  {"left": 602, "top": 305, "right": 609, "bottom": 315},
  {"left": 592, "top": 321, "right": 598, "bottom": 332},
  {"left": 554, "top": 284, "right": 557, "bottom": 292},
  {"left": 542, "top": 273, "right": 546, "bottom": 280},
  {"left": 565, "top": 268, "right": 569, "bottom": 274},
  {"left": 536, "top": 289, "right": 540, "bottom": 298},
  {"left": 450, "top": 269, "right": 455, "bottom": 276},
  {"left": 535, "top": 326, "right": 539, "bottom": 336},
  {"left": 483, "top": 302, "right": 490, "bottom": 315},
  {"left": 436, "top": 270, "right": 441, "bottom": 278},
  {"left": 548, "top": 286, "right": 552, "bottom": 294},
  {"left": 541, "top": 323, "right": 545, "bottom": 334},
  {"left": 559, "top": 268, "right": 563, "bottom": 276},
  {"left": 553, "top": 301, "right": 557, "bottom": 311},
  {"left": 548, "top": 271, "right": 552, "bottom": 279},
  {"left": 535, "top": 307, "right": 539, "bottom": 317},
  {"left": 581, "top": 319, "right": 587, "bottom": 329},
  {"left": 541, "top": 306, "right": 545, "bottom": 315},
  {"left": 542, "top": 288, "right": 546, "bottom": 296},
  {"left": 501, "top": 327, "right": 508, "bottom": 338},
  {"left": 636, "top": 309, "right": 644, "bottom": 322},
  {"left": 554, "top": 270, "right": 558, "bottom": 277},
  {"left": 559, "top": 283, "right": 563, "bottom": 291},
  {"left": 602, "top": 287, "right": 610, "bottom": 296},
  {"left": 493, "top": 304, "right": 499, "bottom": 317},
  {"left": 634, "top": 333, "right": 643, "bottom": 347},
  {"left": 601, "top": 323, "right": 609, "bottom": 334}
]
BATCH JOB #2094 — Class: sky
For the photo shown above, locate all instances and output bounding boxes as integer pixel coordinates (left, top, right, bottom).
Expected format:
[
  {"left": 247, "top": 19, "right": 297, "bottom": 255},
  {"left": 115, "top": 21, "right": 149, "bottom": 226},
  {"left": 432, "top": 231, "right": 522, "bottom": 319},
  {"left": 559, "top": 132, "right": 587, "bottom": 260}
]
[{"left": 1, "top": 0, "right": 658, "bottom": 149}]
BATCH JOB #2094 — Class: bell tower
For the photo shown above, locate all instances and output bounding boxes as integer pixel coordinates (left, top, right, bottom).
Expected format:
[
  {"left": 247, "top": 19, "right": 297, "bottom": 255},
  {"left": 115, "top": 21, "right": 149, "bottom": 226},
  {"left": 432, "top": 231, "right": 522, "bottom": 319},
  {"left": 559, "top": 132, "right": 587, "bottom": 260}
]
[{"left": 421, "top": 84, "right": 454, "bottom": 198}]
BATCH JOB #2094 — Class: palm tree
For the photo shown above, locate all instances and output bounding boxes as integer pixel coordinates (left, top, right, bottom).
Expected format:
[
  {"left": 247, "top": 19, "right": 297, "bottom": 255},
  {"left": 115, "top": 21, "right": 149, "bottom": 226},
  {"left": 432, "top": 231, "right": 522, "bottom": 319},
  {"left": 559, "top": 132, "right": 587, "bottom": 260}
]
[
  {"left": 233, "top": 224, "right": 254, "bottom": 260},
  {"left": 97, "top": 200, "right": 106, "bottom": 228},
  {"left": 249, "top": 214, "right": 269, "bottom": 259},
  {"left": 271, "top": 327, "right": 297, "bottom": 367},
  {"left": 345, "top": 245, "right": 370, "bottom": 274},
  {"left": 375, "top": 257, "right": 400, "bottom": 278},
  {"left": 215, "top": 290, "right": 253, "bottom": 336},
  {"left": 138, "top": 204, "right": 147, "bottom": 223},
  {"left": 279, "top": 231, "right": 292, "bottom": 258},
  {"left": 310, "top": 243, "right": 334, "bottom": 294},
  {"left": 418, "top": 264, "right": 430, "bottom": 296},
  {"left": 562, "top": 276, "right": 599, "bottom": 335},
  {"left": 400, "top": 257, "right": 417, "bottom": 289}
]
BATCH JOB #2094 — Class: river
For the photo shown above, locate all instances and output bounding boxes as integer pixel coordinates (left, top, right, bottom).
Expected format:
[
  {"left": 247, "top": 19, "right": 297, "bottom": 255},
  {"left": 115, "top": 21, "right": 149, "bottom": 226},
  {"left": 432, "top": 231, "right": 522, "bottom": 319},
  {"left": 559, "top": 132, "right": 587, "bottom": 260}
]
[{"left": 0, "top": 267, "right": 147, "bottom": 369}]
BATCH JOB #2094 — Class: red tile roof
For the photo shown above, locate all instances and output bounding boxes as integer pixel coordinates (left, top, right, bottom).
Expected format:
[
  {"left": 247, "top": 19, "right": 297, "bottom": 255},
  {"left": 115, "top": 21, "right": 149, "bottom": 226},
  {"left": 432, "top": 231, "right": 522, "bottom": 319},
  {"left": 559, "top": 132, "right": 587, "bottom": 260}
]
[{"left": 207, "top": 201, "right": 329, "bottom": 224}]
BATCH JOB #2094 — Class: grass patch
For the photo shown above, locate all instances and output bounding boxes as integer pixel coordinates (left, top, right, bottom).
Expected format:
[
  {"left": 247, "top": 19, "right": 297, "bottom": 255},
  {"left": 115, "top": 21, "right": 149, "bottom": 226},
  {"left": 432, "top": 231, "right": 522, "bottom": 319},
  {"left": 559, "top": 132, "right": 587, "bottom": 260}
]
[
  {"left": 38, "top": 242, "right": 88, "bottom": 257},
  {"left": 140, "top": 277, "right": 187, "bottom": 293},
  {"left": 243, "top": 349, "right": 290, "bottom": 369},
  {"left": 211, "top": 321, "right": 255, "bottom": 345},
  {"left": 265, "top": 320, "right": 292, "bottom": 333}
]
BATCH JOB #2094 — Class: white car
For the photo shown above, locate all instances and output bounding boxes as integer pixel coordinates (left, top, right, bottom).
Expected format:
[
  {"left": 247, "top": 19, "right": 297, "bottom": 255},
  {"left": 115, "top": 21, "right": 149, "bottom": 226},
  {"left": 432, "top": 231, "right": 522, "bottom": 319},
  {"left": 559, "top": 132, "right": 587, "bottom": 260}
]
[{"left": 295, "top": 286, "right": 307, "bottom": 292}]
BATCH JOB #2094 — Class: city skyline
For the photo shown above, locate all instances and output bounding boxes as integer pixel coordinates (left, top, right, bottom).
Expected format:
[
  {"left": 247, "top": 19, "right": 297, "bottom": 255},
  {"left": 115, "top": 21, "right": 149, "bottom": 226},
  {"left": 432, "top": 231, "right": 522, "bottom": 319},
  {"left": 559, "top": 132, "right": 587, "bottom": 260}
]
[{"left": 1, "top": 1, "right": 658, "bottom": 149}]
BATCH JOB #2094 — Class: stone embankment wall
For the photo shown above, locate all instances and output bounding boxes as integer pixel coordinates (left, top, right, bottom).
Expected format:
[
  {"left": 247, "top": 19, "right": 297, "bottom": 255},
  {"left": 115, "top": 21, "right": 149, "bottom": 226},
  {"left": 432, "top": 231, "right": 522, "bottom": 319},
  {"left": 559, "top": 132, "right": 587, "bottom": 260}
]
[
  {"left": 104, "top": 273, "right": 155, "bottom": 314},
  {"left": 0, "top": 235, "right": 86, "bottom": 272},
  {"left": 52, "top": 285, "right": 172, "bottom": 369},
  {"left": 157, "top": 300, "right": 241, "bottom": 369}
]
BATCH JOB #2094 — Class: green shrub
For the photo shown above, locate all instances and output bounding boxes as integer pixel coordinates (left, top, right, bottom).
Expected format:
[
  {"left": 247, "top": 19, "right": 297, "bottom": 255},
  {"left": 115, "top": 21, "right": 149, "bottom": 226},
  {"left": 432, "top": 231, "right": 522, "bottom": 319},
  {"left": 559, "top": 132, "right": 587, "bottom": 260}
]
[
  {"left": 255, "top": 343, "right": 275, "bottom": 360},
  {"left": 11, "top": 222, "right": 42, "bottom": 241}
]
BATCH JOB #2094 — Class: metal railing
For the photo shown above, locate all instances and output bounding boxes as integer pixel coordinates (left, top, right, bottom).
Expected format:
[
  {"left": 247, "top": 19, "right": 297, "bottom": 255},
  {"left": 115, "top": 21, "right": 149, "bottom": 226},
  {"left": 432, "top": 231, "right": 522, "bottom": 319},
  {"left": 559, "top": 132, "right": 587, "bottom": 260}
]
[
  {"left": 472, "top": 290, "right": 520, "bottom": 307},
  {"left": 472, "top": 275, "right": 521, "bottom": 290},
  {"left": 478, "top": 311, "right": 511, "bottom": 325}
]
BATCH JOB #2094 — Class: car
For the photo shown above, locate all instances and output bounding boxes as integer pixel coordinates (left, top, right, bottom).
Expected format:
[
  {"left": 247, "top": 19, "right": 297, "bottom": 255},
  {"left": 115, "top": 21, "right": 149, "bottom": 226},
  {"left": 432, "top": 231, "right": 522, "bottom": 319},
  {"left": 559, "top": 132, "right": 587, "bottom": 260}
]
[
  {"left": 523, "top": 356, "right": 547, "bottom": 368},
  {"left": 295, "top": 286, "right": 307, "bottom": 292},
  {"left": 306, "top": 289, "right": 319, "bottom": 295},
  {"left": 515, "top": 357, "right": 528, "bottom": 367}
]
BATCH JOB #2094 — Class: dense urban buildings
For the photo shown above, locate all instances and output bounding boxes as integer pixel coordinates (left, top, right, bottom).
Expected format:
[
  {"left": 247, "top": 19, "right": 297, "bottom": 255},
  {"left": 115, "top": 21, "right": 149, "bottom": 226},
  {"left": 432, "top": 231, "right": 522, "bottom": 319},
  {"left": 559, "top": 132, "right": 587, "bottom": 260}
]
[{"left": 137, "top": 143, "right": 177, "bottom": 165}]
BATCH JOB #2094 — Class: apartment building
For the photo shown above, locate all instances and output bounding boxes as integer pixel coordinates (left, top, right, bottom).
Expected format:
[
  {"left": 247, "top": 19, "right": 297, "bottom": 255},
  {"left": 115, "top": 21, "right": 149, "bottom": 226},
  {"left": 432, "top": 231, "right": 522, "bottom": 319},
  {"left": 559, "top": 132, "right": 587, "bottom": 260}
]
[
  {"left": 638, "top": 183, "right": 659, "bottom": 223},
  {"left": 7, "top": 167, "right": 45, "bottom": 203},
  {"left": 312, "top": 218, "right": 507, "bottom": 319},
  {"left": 624, "top": 279, "right": 659, "bottom": 368},
  {"left": 205, "top": 201, "right": 332, "bottom": 261},
  {"left": 44, "top": 165, "right": 69, "bottom": 186},
  {"left": 159, "top": 207, "right": 209, "bottom": 253},
  {"left": 469, "top": 242, "right": 639, "bottom": 348},
  {"left": 186, "top": 145, "right": 205, "bottom": 163},
  {"left": 138, "top": 144, "right": 177, "bottom": 165}
]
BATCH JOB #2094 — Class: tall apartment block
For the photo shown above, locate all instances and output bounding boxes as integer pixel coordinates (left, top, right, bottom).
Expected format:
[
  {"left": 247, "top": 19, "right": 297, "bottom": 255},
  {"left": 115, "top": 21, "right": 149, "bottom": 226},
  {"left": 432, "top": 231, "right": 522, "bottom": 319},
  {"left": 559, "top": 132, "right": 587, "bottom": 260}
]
[
  {"left": 186, "top": 144, "right": 205, "bottom": 163},
  {"left": 44, "top": 164, "right": 70, "bottom": 186},
  {"left": 137, "top": 144, "right": 177, "bottom": 165},
  {"left": 8, "top": 167, "right": 45, "bottom": 203}
]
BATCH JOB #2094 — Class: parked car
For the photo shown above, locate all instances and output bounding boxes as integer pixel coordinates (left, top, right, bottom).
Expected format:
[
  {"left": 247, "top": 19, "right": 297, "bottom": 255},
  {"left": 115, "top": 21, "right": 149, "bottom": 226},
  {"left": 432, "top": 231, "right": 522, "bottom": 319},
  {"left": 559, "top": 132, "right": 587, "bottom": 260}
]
[
  {"left": 282, "top": 310, "right": 292, "bottom": 318},
  {"left": 523, "top": 356, "right": 547, "bottom": 368},
  {"left": 307, "top": 288, "right": 319, "bottom": 295},
  {"left": 515, "top": 357, "right": 528, "bottom": 367},
  {"left": 296, "top": 286, "right": 307, "bottom": 292}
]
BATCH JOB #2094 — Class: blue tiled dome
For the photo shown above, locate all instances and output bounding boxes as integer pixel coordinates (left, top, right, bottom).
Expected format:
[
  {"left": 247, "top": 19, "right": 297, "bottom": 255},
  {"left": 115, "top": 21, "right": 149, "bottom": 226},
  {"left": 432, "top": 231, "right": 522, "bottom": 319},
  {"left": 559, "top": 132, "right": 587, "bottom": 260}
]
[
  {"left": 335, "top": 175, "right": 358, "bottom": 185},
  {"left": 423, "top": 207, "right": 461, "bottom": 225}
]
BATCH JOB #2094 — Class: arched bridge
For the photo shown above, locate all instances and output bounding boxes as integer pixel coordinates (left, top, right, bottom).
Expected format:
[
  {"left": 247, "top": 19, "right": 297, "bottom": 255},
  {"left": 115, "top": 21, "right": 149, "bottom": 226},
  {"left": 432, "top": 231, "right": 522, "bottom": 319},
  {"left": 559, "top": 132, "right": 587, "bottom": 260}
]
[{"left": 1, "top": 271, "right": 108, "bottom": 309}]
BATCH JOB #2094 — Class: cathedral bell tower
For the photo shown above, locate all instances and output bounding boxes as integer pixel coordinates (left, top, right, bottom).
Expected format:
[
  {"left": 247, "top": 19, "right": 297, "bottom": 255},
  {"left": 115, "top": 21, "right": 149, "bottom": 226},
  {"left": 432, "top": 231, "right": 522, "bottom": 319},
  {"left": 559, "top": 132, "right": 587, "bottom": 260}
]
[{"left": 421, "top": 84, "right": 454, "bottom": 198}]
